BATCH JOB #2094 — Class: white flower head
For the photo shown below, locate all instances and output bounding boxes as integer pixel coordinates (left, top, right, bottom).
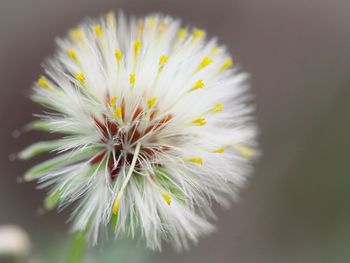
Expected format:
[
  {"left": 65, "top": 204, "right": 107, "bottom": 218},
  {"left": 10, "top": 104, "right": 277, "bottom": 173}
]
[{"left": 20, "top": 12, "right": 258, "bottom": 251}]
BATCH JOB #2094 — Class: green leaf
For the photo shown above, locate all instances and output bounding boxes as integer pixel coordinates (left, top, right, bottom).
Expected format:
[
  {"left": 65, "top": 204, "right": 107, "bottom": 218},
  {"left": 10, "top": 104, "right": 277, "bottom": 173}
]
[
  {"left": 18, "top": 140, "right": 65, "bottom": 160},
  {"left": 66, "top": 231, "right": 86, "bottom": 263},
  {"left": 24, "top": 148, "right": 101, "bottom": 181}
]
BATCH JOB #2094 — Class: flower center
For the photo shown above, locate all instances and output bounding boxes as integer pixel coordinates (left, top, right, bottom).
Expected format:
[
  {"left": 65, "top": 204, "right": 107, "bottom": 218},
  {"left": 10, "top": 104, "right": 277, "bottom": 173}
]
[{"left": 90, "top": 102, "right": 172, "bottom": 180}]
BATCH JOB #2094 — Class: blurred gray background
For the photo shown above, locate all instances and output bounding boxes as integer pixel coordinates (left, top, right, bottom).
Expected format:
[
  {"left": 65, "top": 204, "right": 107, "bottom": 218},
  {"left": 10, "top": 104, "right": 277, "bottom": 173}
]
[{"left": 1, "top": 0, "right": 350, "bottom": 262}]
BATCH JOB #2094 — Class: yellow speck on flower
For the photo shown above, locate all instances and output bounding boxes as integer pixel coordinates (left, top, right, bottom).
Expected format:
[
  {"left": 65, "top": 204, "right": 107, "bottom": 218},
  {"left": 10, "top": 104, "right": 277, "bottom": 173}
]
[
  {"left": 192, "top": 117, "right": 207, "bottom": 126},
  {"left": 109, "top": 96, "right": 117, "bottom": 106},
  {"left": 210, "top": 46, "right": 220, "bottom": 56},
  {"left": 67, "top": 49, "right": 79, "bottom": 63},
  {"left": 159, "top": 55, "right": 168, "bottom": 67},
  {"left": 115, "top": 49, "right": 122, "bottom": 61},
  {"left": 147, "top": 97, "right": 157, "bottom": 109},
  {"left": 92, "top": 24, "right": 103, "bottom": 37},
  {"left": 133, "top": 40, "right": 142, "bottom": 55},
  {"left": 37, "top": 76, "right": 50, "bottom": 90},
  {"left": 213, "top": 147, "right": 225, "bottom": 153},
  {"left": 106, "top": 11, "right": 116, "bottom": 27},
  {"left": 178, "top": 27, "right": 187, "bottom": 40},
  {"left": 69, "top": 28, "right": 84, "bottom": 42},
  {"left": 192, "top": 28, "right": 205, "bottom": 40},
  {"left": 196, "top": 56, "right": 213, "bottom": 71},
  {"left": 187, "top": 157, "right": 203, "bottom": 165},
  {"left": 210, "top": 103, "right": 223, "bottom": 113},
  {"left": 147, "top": 17, "right": 157, "bottom": 28},
  {"left": 219, "top": 58, "right": 233, "bottom": 72},
  {"left": 129, "top": 74, "right": 136, "bottom": 85},
  {"left": 162, "top": 192, "right": 172, "bottom": 205},
  {"left": 234, "top": 144, "right": 254, "bottom": 159},
  {"left": 190, "top": 80, "right": 205, "bottom": 92},
  {"left": 114, "top": 107, "right": 123, "bottom": 120},
  {"left": 75, "top": 72, "right": 86, "bottom": 84}
]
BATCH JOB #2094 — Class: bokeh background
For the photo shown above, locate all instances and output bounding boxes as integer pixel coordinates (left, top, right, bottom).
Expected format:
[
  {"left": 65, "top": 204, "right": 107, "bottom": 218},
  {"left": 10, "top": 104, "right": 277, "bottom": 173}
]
[{"left": 1, "top": 0, "right": 350, "bottom": 262}]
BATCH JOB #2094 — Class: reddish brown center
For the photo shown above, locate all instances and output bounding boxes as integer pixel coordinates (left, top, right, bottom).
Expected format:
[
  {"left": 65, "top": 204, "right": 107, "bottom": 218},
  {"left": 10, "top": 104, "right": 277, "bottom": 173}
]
[{"left": 90, "top": 103, "right": 171, "bottom": 180}]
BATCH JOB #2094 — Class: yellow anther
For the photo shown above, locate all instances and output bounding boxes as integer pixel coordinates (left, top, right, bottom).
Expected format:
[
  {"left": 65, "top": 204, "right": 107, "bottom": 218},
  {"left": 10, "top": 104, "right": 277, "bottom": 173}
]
[
  {"left": 192, "top": 117, "right": 207, "bottom": 126},
  {"left": 67, "top": 49, "right": 78, "bottom": 63},
  {"left": 147, "top": 97, "right": 157, "bottom": 109},
  {"left": 148, "top": 17, "right": 157, "bottom": 28},
  {"left": 69, "top": 28, "right": 84, "bottom": 42},
  {"left": 37, "top": 76, "right": 50, "bottom": 90},
  {"left": 187, "top": 157, "right": 203, "bottom": 165},
  {"left": 114, "top": 106, "right": 123, "bottom": 120},
  {"left": 161, "top": 192, "right": 172, "bottom": 205},
  {"left": 192, "top": 28, "right": 205, "bottom": 40},
  {"left": 92, "top": 24, "right": 103, "bottom": 37},
  {"left": 133, "top": 40, "right": 142, "bottom": 55},
  {"left": 109, "top": 96, "right": 117, "bottom": 106},
  {"left": 159, "top": 55, "right": 168, "bottom": 67},
  {"left": 115, "top": 49, "right": 122, "bottom": 61},
  {"left": 129, "top": 74, "right": 136, "bottom": 85},
  {"left": 210, "top": 45, "right": 220, "bottom": 56},
  {"left": 112, "top": 195, "right": 121, "bottom": 214},
  {"left": 106, "top": 11, "right": 116, "bottom": 27},
  {"left": 234, "top": 144, "right": 254, "bottom": 159},
  {"left": 210, "top": 103, "right": 223, "bottom": 113},
  {"left": 196, "top": 56, "right": 213, "bottom": 71},
  {"left": 213, "top": 147, "right": 225, "bottom": 153},
  {"left": 219, "top": 58, "right": 233, "bottom": 71},
  {"left": 178, "top": 27, "right": 188, "bottom": 40},
  {"left": 190, "top": 80, "right": 205, "bottom": 92},
  {"left": 75, "top": 72, "right": 86, "bottom": 84},
  {"left": 159, "top": 21, "right": 169, "bottom": 33}
]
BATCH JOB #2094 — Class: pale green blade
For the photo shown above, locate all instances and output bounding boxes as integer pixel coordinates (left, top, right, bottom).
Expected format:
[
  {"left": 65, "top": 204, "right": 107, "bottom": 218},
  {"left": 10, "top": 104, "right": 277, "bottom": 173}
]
[
  {"left": 24, "top": 148, "right": 101, "bottom": 181},
  {"left": 18, "top": 140, "right": 65, "bottom": 160}
]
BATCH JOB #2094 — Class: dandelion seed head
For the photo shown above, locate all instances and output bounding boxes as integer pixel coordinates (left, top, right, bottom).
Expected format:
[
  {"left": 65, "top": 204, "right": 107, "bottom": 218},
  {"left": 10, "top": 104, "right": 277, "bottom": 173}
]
[{"left": 21, "top": 12, "right": 258, "bottom": 251}]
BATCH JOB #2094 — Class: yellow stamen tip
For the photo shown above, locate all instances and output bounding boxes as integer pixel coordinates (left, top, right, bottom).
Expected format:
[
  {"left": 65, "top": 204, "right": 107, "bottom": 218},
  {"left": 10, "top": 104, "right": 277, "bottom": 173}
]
[
  {"left": 220, "top": 58, "right": 233, "bottom": 71},
  {"left": 210, "top": 103, "right": 223, "bottom": 113},
  {"left": 133, "top": 40, "right": 142, "bottom": 55},
  {"left": 75, "top": 72, "right": 85, "bottom": 84},
  {"left": 159, "top": 55, "right": 169, "bottom": 67},
  {"left": 213, "top": 147, "right": 225, "bottom": 153},
  {"left": 115, "top": 49, "right": 122, "bottom": 61},
  {"left": 190, "top": 79, "right": 205, "bottom": 92},
  {"left": 106, "top": 11, "right": 116, "bottom": 26},
  {"left": 234, "top": 144, "right": 254, "bottom": 159},
  {"left": 210, "top": 46, "right": 220, "bottom": 56},
  {"left": 67, "top": 49, "right": 78, "bottom": 62},
  {"left": 92, "top": 24, "right": 103, "bottom": 37},
  {"left": 129, "top": 74, "right": 136, "bottom": 85},
  {"left": 69, "top": 28, "right": 84, "bottom": 42},
  {"left": 147, "top": 97, "right": 157, "bottom": 109},
  {"left": 178, "top": 27, "right": 187, "bottom": 40},
  {"left": 192, "top": 117, "right": 206, "bottom": 126},
  {"left": 197, "top": 56, "right": 213, "bottom": 71},
  {"left": 193, "top": 28, "right": 205, "bottom": 40},
  {"left": 114, "top": 107, "right": 123, "bottom": 120},
  {"left": 148, "top": 17, "right": 157, "bottom": 28},
  {"left": 162, "top": 192, "right": 172, "bottom": 205},
  {"left": 187, "top": 157, "right": 203, "bottom": 165},
  {"left": 37, "top": 76, "right": 50, "bottom": 90},
  {"left": 109, "top": 96, "right": 117, "bottom": 106}
]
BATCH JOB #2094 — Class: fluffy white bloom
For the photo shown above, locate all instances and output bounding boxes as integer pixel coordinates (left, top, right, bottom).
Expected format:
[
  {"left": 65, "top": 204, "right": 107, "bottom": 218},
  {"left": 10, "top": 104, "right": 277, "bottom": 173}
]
[{"left": 20, "top": 12, "right": 257, "bottom": 251}]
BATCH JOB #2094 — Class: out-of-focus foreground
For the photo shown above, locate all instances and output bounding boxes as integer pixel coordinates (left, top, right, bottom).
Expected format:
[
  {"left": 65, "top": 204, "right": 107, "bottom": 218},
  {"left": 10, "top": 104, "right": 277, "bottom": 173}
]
[{"left": 0, "top": 0, "right": 350, "bottom": 262}]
